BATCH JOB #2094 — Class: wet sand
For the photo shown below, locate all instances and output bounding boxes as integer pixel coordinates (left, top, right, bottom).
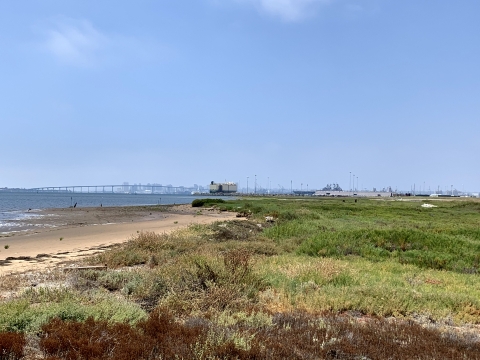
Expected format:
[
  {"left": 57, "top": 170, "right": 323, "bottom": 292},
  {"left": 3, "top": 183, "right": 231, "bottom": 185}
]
[{"left": 0, "top": 205, "right": 237, "bottom": 275}]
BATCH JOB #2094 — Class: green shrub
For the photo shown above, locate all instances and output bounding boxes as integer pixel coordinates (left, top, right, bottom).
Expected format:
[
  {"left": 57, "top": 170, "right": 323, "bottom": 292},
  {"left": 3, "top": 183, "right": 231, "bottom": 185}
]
[{"left": 192, "top": 198, "right": 226, "bottom": 207}]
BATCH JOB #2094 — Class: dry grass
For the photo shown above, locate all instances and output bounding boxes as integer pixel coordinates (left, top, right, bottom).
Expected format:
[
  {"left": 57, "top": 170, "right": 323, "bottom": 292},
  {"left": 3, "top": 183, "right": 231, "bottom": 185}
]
[{"left": 0, "top": 274, "right": 26, "bottom": 293}]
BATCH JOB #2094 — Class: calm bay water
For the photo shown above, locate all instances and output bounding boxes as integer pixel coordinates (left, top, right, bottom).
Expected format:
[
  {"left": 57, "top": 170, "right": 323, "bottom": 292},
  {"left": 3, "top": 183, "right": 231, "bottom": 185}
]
[{"left": 0, "top": 191, "right": 232, "bottom": 233}]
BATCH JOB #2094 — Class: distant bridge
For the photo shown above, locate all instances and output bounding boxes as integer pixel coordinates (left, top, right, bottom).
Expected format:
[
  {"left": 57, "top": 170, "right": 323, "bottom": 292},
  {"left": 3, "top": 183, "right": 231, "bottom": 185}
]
[{"left": 28, "top": 185, "right": 198, "bottom": 194}]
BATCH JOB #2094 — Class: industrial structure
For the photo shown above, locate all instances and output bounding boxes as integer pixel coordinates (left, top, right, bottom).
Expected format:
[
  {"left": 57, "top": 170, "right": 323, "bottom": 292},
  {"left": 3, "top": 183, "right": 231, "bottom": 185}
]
[
  {"left": 293, "top": 190, "right": 316, "bottom": 196},
  {"left": 209, "top": 181, "right": 238, "bottom": 194},
  {"left": 314, "top": 190, "right": 393, "bottom": 197}
]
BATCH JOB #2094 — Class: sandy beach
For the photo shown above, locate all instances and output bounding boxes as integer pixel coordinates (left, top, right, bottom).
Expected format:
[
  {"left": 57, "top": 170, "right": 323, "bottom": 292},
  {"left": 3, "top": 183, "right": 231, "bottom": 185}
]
[{"left": 0, "top": 204, "right": 238, "bottom": 275}]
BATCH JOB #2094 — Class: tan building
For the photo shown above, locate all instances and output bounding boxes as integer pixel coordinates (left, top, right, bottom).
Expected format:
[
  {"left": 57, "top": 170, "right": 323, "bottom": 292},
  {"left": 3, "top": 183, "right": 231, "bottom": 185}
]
[{"left": 209, "top": 181, "right": 237, "bottom": 193}]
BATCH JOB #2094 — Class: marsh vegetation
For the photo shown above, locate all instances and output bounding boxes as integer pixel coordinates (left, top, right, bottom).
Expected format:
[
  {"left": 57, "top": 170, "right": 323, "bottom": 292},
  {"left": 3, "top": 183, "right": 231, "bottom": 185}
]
[{"left": 1, "top": 197, "right": 480, "bottom": 358}]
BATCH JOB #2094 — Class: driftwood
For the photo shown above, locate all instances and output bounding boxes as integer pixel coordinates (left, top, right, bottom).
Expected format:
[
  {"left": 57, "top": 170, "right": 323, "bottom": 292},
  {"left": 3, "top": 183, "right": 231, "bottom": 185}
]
[{"left": 63, "top": 265, "right": 107, "bottom": 272}]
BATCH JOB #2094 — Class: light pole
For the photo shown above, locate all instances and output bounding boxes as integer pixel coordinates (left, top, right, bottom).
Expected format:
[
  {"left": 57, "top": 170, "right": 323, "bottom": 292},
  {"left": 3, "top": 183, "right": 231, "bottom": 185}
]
[
  {"left": 356, "top": 177, "right": 358, "bottom": 191},
  {"left": 352, "top": 174, "right": 355, "bottom": 193},
  {"left": 247, "top": 177, "right": 249, "bottom": 194}
]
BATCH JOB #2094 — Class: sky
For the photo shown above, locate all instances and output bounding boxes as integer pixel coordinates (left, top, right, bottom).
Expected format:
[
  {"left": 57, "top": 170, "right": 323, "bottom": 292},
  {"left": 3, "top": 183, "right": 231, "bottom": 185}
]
[{"left": 1, "top": 0, "right": 479, "bottom": 192}]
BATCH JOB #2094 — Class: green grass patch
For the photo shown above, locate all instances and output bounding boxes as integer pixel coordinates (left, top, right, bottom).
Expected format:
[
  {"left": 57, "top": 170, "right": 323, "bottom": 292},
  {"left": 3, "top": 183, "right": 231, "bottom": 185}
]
[
  {"left": 256, "top": 255, "right": 480, "bottom": 323},
  {"left": 0, "top": 288, "right": 146, "bottom": 333}
]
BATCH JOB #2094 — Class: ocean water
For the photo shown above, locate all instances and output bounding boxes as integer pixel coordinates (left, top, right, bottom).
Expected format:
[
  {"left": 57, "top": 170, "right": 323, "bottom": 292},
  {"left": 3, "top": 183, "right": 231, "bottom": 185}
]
[{"left": 0, "top": 191, "right": 231, "bottom": 234}]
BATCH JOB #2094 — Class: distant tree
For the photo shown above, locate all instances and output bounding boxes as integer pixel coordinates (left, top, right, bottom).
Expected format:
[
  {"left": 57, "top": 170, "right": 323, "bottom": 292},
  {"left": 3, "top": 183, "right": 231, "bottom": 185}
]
[{"left": 321, "top": 184, "right": 343, "bottom": 191}]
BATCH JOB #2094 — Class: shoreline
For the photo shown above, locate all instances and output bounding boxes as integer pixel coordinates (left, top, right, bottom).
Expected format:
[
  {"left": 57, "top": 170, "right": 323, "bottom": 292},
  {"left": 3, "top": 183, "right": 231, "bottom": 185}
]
[
  {"left": 0, "top": 204, "right": 238, "bottom": 275},
  {"left": 0, "top": 205, "right": 174, "bottom": 236}
]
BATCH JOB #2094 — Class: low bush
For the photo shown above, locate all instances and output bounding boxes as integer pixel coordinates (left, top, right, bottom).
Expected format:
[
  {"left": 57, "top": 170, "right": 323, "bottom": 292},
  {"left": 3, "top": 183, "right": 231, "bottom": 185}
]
[
  {"left": 191, "top": 198, "right": 225, "bottom": 207},
  {"left": 91, "top": 230, "right": 203, "bottom": 268},
  {"left": 208, "top": 220, "right": 265, "bottom": 242},
  {"left": 188, "top": 249, "right": 266, "bottom": 311},
  {"left": 0, "top": 291, "right": 146, "bottom": 333}
]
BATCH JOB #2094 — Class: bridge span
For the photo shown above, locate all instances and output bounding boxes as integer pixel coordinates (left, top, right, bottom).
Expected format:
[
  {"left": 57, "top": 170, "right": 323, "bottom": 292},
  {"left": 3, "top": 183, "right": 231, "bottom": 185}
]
[{"left": 28, "top": 184, "right": 197, "bottom": 194}]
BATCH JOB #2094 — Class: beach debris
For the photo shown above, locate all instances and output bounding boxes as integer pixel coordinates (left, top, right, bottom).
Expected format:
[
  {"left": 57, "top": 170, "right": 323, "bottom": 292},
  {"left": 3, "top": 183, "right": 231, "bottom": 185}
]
[
  {"left": 265, "top": 216, "right": 275, "bottom": 222},
  {"left": 421, "top": 203, "right": 437, "bottom": 208},
  {"left": 5, "top": 256, "right": 32, "bottom": 261}
]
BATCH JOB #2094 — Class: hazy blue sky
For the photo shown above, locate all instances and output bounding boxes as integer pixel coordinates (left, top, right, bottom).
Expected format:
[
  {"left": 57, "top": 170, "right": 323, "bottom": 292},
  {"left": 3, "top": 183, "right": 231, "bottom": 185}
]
[{"left": 1, "top": 1, "right": 479, "bottom": 192}]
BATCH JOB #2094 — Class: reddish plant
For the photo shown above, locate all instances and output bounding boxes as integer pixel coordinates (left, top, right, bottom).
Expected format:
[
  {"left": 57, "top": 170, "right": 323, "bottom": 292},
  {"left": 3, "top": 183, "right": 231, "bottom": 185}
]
[
  {"left": 34, "top": 311, "right": 480, "bottom": 359},
  {"left": 0, "top": 332, "right": 25, "bottom": 360}
]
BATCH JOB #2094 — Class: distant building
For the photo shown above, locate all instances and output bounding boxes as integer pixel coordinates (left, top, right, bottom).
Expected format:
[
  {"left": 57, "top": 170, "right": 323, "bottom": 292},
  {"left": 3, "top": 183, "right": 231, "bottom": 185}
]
[{"left": 209, "top": 181, "right": 237, "bottom": 193}]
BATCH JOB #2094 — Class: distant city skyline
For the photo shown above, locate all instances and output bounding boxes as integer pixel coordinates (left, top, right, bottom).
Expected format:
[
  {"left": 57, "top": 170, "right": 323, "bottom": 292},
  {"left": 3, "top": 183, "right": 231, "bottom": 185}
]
[
  {"left": 2, "top": 179, "right": 476, "bottom": 195},
  {"left": 1, "top": 1, "right": 478, "bottom": 191}
]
